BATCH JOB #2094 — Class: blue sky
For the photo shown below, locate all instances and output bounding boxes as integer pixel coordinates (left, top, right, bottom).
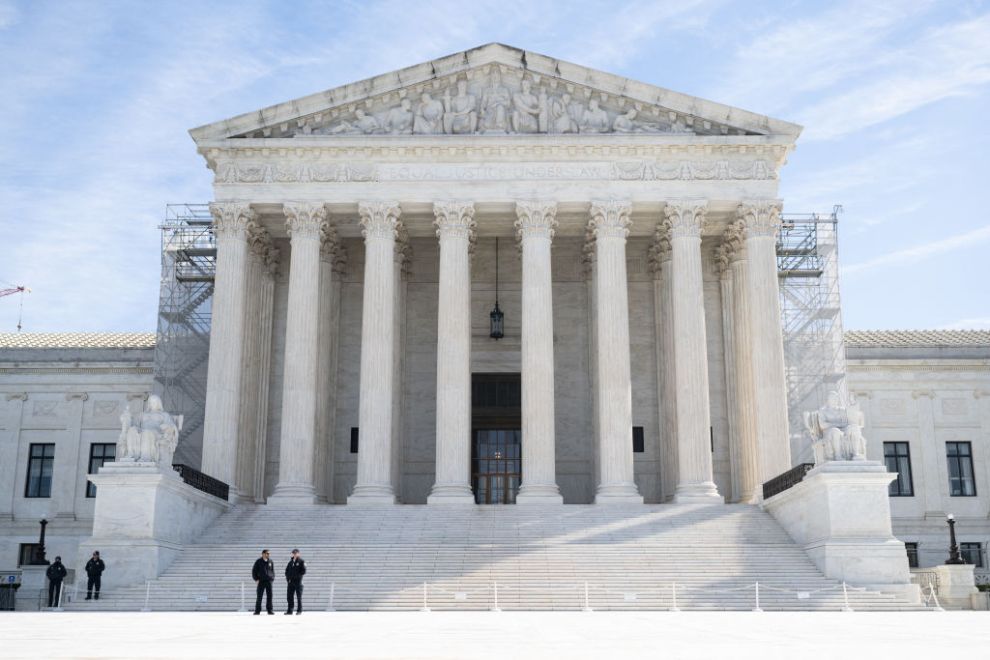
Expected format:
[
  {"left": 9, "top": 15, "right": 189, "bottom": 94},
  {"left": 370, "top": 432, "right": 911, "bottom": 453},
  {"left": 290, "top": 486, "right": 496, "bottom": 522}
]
[{"left": 1, "top": 0, "right": 988, "bottom": 332}]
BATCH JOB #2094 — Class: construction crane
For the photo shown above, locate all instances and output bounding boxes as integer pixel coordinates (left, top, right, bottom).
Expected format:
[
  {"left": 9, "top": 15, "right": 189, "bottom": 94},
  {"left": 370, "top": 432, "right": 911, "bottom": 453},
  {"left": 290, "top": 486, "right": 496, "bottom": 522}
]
[{"left": 0, "top": 282, "right": 30, "bottom": 331}]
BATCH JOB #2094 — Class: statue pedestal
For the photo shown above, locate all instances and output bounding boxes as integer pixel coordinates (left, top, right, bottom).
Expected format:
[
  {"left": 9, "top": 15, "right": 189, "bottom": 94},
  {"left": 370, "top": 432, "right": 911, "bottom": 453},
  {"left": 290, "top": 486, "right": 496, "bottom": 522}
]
[
  {"left": 762, "top": 461, "right": 920, "bottom": 603},
  {"left": 77, "top": 462, "right": 230, "bottom": 592}
]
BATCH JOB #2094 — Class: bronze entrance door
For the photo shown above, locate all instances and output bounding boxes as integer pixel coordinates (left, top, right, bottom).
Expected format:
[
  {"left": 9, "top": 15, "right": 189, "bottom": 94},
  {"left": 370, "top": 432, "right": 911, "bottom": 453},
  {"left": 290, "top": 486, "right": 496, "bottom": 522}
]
[{"left": 471, "top": 374, "right": 521, "bottom": 505}]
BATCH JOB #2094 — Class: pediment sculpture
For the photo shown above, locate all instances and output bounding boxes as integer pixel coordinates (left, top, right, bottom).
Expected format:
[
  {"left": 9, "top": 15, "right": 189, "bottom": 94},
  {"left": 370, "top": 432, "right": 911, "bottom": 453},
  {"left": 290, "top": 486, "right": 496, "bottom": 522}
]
[
  {"left": 117, "top": 394, "right": 183, "bottom": 468},
  {"left": 286, "top": 68, "right": 720, "bottom": 139},
  {"left": 803, "top": 391, "right": 868, "bottom": 464}
]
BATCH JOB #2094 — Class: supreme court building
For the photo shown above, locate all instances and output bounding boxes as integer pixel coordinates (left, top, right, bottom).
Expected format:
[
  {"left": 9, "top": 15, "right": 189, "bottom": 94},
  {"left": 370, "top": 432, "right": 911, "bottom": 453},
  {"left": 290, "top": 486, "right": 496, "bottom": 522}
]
[{"left": 190, "top": 42, "right": 798, "bottom": 507}]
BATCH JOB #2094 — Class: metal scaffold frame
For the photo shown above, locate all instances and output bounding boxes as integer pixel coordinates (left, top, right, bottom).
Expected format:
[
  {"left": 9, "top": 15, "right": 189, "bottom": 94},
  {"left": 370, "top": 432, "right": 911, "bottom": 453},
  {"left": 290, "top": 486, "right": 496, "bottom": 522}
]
[
  {"left": 778, "top": 205, "right": 846, "bottom": 463},
  {"left": 153, "top": 203, "right": 215, "bottom": 466}
]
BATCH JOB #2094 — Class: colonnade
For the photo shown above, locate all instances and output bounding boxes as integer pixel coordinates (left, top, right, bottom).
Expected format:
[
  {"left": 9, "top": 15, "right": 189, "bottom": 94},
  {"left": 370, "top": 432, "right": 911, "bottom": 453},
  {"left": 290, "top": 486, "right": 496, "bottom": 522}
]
[{"left": 200, "top": 198, "right": 791, "bottom": 505}]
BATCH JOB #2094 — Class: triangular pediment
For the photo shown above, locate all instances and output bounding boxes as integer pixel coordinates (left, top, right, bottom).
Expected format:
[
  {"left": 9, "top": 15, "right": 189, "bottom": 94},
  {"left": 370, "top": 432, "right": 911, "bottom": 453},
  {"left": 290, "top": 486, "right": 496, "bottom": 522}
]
[{"left": 189, "top": 43, "right": 801, "bottom": 142}]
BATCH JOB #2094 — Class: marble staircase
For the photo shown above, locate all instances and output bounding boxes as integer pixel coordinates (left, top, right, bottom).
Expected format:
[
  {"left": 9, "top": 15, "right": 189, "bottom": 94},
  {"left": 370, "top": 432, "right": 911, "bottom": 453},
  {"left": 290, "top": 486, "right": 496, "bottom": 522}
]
[{"left": 66, "top": 503, "right": 925, "bottom": 611}]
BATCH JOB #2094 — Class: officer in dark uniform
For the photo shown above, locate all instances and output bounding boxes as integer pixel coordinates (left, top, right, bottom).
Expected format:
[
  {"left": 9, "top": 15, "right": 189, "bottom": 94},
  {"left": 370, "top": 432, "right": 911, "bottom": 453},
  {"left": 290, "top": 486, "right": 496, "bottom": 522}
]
[
  {"left": 252, "top": 549, "right": 275, "bottom": 615},
  {"left": 284, "top": 548, "right": 306, "bottom": 615},
  {"left": 84, "top": 551, "right": 105, "bottom": 600},
  {"left": 46, "top": 556, "right": 67, "bottom": 607}
]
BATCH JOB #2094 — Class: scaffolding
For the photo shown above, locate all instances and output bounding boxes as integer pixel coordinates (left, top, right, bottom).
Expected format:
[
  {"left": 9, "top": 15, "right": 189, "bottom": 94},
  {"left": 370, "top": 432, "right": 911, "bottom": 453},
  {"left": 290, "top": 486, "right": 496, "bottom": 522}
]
[
  {"left": 152, "top": 203, "right": 215, "bottom": 466},
  {"left": 150, "top": 202, "right": 847, "bottom": 469},
  {"left": 778, "top": 206, "right": 847, "bottom": 463}
]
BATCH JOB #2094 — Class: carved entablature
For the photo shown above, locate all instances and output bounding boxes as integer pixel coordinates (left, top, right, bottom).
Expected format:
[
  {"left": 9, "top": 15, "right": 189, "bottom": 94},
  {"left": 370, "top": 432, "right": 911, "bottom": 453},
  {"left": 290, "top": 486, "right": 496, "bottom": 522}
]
[{"left": 229, "top": 64, "right": 762, "bottom": 140}]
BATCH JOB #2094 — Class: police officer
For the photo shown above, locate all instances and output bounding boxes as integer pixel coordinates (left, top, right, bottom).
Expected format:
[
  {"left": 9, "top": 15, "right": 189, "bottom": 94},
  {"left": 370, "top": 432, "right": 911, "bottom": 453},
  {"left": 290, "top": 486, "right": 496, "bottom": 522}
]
[
  {"left": 84, "top": 551, "right": 105, "bottom": 601},
  {"left": 252, "top": 549, "right": 275, "bottom": 615},
  {"left": 284, "top": 548, "right": 306, "bottom": 615},
  {"left": 46, "top": 556, "right": 67, "bottom": 607}
]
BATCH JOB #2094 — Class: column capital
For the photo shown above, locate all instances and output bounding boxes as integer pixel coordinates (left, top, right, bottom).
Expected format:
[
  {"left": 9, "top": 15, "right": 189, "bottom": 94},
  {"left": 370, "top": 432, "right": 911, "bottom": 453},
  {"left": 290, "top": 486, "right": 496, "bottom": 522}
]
[
  {"left": 283, "top": 202, "right": 328, "bottom": 240},
  {"left": 737, "top": 199, "right": 783, "bottom": 239},
  {"left": 722, "top": 220, "right": 747, "bottom": 262},
  {"left": 209, "top": 202, "right": 255, "bottom": 239},
  {"left": 588, "top": 200, "right": 632, "bottom": 239},
  {"left": 514, "top": 201, "right": 558, "bottom": 241},
  {"left": 433, "top": 201, "right": 476, "bottom": 240},
  {"left": 394, "top": 232, "right": 413, "bottom": 277},
  {"left": 247, "top": 220, "right": 279, "bottom": 268},
  {"left": 713, "top": 244, "right": 731, "bottom": 280},
  {"left": 359, "top": 201, "right": 402, "bottom": 241},
  {"left": 664, "top": 199, "right": 708, "bottom": 239},
  {"left": 319, "top": 223, "right": 340, "bottom": 263}
]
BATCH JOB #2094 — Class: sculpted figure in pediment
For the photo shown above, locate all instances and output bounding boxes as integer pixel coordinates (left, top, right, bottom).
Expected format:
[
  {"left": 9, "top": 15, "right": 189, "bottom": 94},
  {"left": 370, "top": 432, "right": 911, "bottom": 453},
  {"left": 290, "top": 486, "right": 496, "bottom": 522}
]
[
  {"left": 327, "top": 109, "right": 383, "bottom": 135},
  {"left": 479, "top": 70, "right": 511, "bottom": 133},
  {"left": 442, "top": 79, "right": 478, "bottom": 134},
  {"left": 384, "top": 99, "right": 414, "bottom": 134},
  {"left": 511, "top": 78, "right": 542, "bottom": 133},
  {"left": 548, "top": 93, "right": 578, "bottom": 134},
  {"left": 613, "top": 109, "right": 661, "bottom": 133},
  {"left": 579, "top": 98, "right": 610, "bottom": 133},
  {"left": 413, "top": 92, "right": 445, "bottom": 134}
]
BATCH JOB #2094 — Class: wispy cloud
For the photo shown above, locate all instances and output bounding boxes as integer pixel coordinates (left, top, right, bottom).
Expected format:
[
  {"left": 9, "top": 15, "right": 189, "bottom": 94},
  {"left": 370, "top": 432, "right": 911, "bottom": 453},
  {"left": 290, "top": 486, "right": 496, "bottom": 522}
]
[{"left": 841, "top": 224, "right": 990, "bottom": 277}]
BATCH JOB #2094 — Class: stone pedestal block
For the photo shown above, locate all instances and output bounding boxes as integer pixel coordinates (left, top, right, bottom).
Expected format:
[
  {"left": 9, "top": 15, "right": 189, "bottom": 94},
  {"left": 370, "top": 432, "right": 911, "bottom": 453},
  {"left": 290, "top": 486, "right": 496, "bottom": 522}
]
[
  {"left": 933, "top": 564, "right": 979, "bottom": 609},
  {"left": 762, "top": 461, "right": 920, "bottom": 602},
  {"left": 77, "top": 463, "right": 230, "bottom": 591}
]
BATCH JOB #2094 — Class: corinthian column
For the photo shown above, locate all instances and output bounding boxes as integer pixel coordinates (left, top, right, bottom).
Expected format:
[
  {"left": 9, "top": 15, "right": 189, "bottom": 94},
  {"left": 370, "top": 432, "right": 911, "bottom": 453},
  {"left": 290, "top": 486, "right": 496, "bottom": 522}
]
[
  {"left": 270, "top": 202, "right": 326, "bottom": 504},
  {"left": 515, "top": 201, "right": 563, "bottom": 504},
  {"left": 739, "top": 200, "right": 792, "bottom": 484},
  {"left": 202, "top": 202, "right": 254, "bottom": 489},
  {"left": 650, "top": 224, "right": 678, "bottom": 502},
  {"left": 349, "top": 201, "right": 402, "bottom": 504},
  {"left": 428, "top": 201, "right": 476, "bottom": 504},
  {"left": 589, "top": 200, "right": 643, "bottom": 504},
  {"left": 314, "top": 226, "right": 342, "bottom": 503},
  {"left": 666, "top": 200, "right": 722, "bottom": 503}
]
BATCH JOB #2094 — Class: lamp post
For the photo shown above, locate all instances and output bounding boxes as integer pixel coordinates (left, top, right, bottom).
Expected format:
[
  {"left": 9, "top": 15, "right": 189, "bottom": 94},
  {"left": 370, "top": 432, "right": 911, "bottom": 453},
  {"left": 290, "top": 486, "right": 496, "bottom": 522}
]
[
  {"left": 489, "top": 237, "right": 504, "bottom": 340},
  {"left": 946, "top": 513, "right": 966, "bottom": 565},
  {"left": 31, "top": 518, "right": 49, "bottom": 565}
]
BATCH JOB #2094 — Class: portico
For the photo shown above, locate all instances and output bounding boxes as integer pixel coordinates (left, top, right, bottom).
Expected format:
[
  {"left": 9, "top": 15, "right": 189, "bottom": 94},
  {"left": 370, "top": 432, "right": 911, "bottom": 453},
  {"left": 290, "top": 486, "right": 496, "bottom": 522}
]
[{"left": 192, "top": 44, "right": 800, "bottom": 506}]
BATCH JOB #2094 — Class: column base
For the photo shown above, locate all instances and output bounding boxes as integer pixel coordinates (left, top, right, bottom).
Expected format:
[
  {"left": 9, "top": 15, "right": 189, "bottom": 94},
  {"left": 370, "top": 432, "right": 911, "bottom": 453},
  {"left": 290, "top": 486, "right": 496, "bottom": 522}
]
[
  {"left": 427, "top": 484, "right": 475, "bottom": 505},
  {"left": 267, "top": 482, "right": 319, "bottom": 506},
  {"left": 347, "top": 484, "right": 397, "bottom": 505},
  {"left": 673, "top": 481, "right": 723, "bottom": 504},
  {"left": 516, "top": 484, "right": 563, "bottom": 504},
  {"left": 594, "top": 482, "right": 644, "bottom": 504}
]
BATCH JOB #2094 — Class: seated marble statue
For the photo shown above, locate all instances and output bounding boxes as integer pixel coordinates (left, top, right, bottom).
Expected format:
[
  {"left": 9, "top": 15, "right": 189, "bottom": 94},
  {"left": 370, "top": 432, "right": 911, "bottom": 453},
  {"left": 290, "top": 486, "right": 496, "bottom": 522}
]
[
  {"left": 511, "top": 79, "right": 541, "bottom": 133},
  {"left": 579, "top": 98, "right": 610, "bottom": 133},
  {"left": 117, "top": 395, "right": 183, "bottom": 468},
  {"left": 548, "top": 93, "right": 578, "bottom": 134},
  {"left": 413, "top": 93, "right": 445, "bottom": 134},
  {"left": 803, "top": 391, "right": 868, "bottom": 464},
  {"left": 442, "top": 80, "right": 477, "bottom": 134},
  {"left": 479, "top": 70, "right": 511, "bottom": 132}
]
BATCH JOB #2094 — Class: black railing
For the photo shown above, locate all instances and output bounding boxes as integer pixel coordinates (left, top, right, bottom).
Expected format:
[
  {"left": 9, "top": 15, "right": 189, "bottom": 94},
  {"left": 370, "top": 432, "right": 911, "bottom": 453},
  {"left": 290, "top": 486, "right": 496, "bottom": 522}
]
[
  {"left": 172, "top": 464, "right": 229, "bottom": 501},
  {"left": 762, "top": 463, "right": 815, "bottom": 500}
]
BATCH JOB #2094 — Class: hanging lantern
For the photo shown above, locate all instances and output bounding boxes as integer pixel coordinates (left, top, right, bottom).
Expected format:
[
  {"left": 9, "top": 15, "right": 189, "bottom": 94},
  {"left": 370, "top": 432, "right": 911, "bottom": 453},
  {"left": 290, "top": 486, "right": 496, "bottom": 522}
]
[{"left": 490, "top": 237, "right": 504, "bottom": 340}]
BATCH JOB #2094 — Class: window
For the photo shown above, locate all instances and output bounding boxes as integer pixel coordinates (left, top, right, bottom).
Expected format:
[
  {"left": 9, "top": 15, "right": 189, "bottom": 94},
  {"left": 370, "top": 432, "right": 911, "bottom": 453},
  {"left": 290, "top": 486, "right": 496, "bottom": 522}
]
[
  {"left": 632, "top": 427, "right": 645, "bottom": 453},
  {"left": 350, "top": 428, "right": 359, "bottom": 454},
  {"left": 961, "top": 542, "right": 983, "bottom": 568},
  {"left": 18, "top": 543, "right": 41, "bottom": 567},
  {"left": 904, "top": 542, "right": 919, "bottom": 568},
  {"left": 24, "top": 443, "right": 55, "bottom": 498},
  {"left": 86, "top": 443, "right": 116, "bottom": 498},
  {"left": 883, "top": 442, "right": 914, "bottom": 496},
  {"left": 947, "top": 442, "right": 976, "bottom": 496}
]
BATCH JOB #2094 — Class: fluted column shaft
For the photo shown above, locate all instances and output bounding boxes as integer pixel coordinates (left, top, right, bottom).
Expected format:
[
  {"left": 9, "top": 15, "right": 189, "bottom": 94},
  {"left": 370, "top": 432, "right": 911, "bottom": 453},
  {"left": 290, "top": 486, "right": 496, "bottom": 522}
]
[
  {"left": 270, "top": 203, "right": 326, "bottom": 504},
  {"left": 428, "top": 202, "right": 475, "bottom": 504},
  {"left": 651, "top": 226, "right": 678, "bottom": 502},
  {"left": 202, "top": 202, "right": 254, "bottom": 488},
  {"left": 590, "top": 201, "right": 643, "bottom": 504},
  {"left": 667, "top": 200, "right": 722, "bottom": 502},
  {"left": 314, "top": 227, "right": 341, "bottom": 503},
  {"left": 515, "top": 201, "right": 563, "bottom": 504},
  {"left": 739, "top": 200, "right": 792, "bottom": 485},
  {"left": 349, "top": 202, "right": 402, "bottom": 504},
  {"left": 252, "top": 258, "right": 277, "bottom": 501},
  {"left": 234, "top": 242, "right": 263, "bottom": 501},
  {"left": 729, "top": 243, "right": 760, "bottom": 502}
]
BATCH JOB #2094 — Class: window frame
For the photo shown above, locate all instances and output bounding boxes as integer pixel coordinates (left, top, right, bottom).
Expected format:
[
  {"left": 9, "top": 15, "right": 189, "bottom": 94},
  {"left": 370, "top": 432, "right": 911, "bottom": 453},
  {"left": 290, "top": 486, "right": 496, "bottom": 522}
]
[
  {"left": 24, "top": 443, "right": 55, "bottom": 499},
  {"left": 960, "top": 542, "right": 983, "bottom": 568},
  {"left": 946, "top": 441, "right": 977, "bottom": 497},
  {"left": 86, "top": 443, "right": 117, "bottom": 498},
  {"left": 904, "top": 542, "right": 919, "bottom": 569},
  {"left": 883, "top": 441, "right": 914, "bottom": 497},
  {"left": 632, "top": 426, "right": 645, "bottom": 454},
  {"left": 18, "top": 543, "right": 41, "bottom": 567}
]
